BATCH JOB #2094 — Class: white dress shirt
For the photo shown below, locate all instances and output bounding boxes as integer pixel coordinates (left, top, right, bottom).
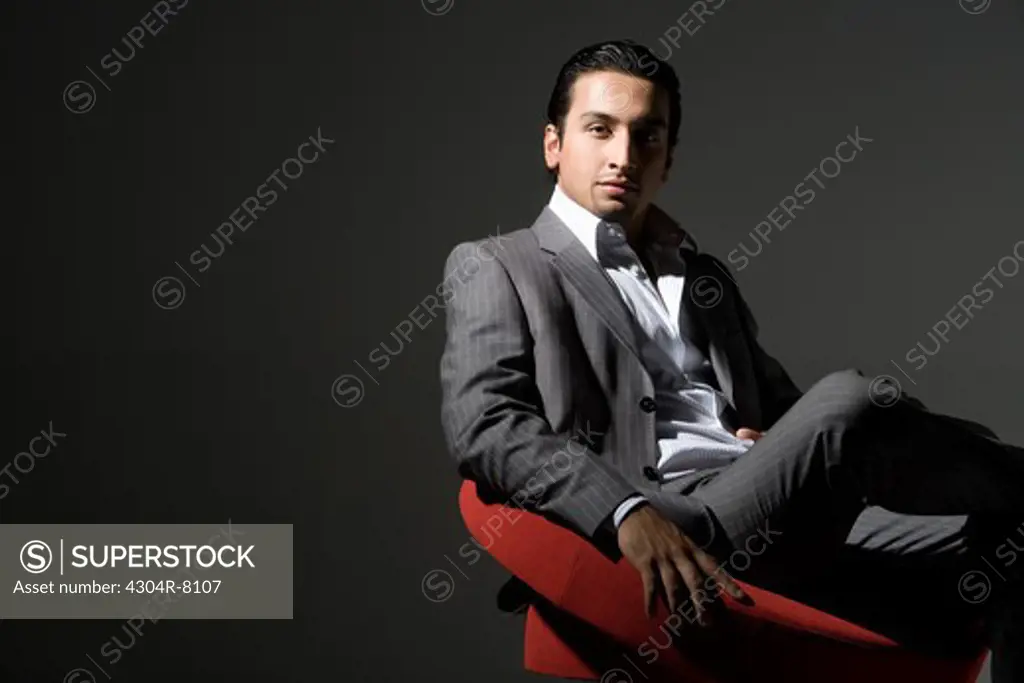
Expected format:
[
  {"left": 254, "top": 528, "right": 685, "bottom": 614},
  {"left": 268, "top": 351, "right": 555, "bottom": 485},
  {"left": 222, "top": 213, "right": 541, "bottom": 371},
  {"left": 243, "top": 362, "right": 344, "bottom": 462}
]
[{"left": 547, "top": 184, "right": 754, "bottom": 528}]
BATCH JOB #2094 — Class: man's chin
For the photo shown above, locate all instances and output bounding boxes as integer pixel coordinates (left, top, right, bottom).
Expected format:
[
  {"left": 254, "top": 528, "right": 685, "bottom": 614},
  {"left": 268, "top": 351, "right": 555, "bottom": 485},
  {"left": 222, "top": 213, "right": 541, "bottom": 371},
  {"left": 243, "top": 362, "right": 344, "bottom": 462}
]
[{"left": 594, "top": 197, "right": 638, "bottom": 222}]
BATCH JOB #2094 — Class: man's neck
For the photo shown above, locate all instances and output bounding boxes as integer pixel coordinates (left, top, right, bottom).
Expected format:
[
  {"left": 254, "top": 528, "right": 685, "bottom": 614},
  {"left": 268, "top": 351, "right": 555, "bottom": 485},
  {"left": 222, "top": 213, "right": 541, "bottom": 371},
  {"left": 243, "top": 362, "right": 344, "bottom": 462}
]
[
  {"left": 599, "top": 204, "right": 650, "bottom": 250},
  {"left": 551, "top": 182, "right": 658, "bottom": 252},
  {"left": 623, "top": 207, "right": 651, "bottom": 252}
]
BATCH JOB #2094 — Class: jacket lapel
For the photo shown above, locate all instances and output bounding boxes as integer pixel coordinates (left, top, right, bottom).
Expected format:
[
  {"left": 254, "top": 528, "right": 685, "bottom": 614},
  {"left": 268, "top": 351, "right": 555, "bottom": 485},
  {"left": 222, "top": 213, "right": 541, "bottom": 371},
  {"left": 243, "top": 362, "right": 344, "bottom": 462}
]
[
  {"left": 531, "top": 208, "right": 646, "bottom": 369},
  {"left": 679, "top": 250, "right": 763, "bottom": 427},
  {"left": 646, "top": 210, "right": 744, "bottom": 414},
  {"left": 530, "top": 203, "right": 764, "bottom": 427}
]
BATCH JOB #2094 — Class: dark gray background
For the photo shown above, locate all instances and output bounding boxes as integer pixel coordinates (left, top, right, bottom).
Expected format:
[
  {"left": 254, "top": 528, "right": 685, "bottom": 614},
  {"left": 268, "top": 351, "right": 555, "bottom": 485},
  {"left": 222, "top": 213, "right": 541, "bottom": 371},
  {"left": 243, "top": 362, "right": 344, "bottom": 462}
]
[{"left": 6, "top": 1, "right": 1024, "bottom": 681}]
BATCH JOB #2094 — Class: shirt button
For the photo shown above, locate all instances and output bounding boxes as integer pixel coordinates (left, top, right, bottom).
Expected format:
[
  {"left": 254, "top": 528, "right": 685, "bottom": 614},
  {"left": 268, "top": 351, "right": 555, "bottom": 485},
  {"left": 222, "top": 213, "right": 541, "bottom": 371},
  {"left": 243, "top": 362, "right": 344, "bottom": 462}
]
[
  {"left": 642, "top": 466, "right": 660, "bottom": 482},
  {"left": 639, "top": 396, "right": 657, "bottom": 413}
]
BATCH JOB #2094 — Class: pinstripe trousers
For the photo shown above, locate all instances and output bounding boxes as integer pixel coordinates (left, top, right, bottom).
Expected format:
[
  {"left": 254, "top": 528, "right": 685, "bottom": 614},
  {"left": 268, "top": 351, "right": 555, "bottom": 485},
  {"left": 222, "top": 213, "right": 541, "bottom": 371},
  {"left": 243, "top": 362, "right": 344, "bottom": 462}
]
[{"left": 682, "top": 368, "right": 1024, "bottom": 679}]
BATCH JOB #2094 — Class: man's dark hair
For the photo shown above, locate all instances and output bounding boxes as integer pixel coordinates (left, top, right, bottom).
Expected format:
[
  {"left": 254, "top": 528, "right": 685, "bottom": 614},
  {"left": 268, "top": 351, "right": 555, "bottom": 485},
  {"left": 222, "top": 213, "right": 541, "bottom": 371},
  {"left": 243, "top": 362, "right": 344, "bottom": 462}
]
[{"left": 544, "top": 39, "right": 682, "bottom": 182}]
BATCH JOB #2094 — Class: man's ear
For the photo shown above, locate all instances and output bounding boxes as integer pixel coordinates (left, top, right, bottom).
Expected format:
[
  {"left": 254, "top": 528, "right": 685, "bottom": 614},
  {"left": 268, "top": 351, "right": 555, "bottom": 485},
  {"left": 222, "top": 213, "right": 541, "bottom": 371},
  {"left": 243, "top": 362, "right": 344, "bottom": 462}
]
[{"left": 543, "top": 124, "right": 561, "bottom": 173}]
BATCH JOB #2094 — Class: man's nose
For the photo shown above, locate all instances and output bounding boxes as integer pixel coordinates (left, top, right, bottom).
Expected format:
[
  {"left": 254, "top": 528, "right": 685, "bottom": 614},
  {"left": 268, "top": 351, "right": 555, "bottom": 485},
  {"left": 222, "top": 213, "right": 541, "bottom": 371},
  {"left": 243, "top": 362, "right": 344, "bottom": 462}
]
[{"left": 607, "top": 132, "right": 640, "bottom": 171}]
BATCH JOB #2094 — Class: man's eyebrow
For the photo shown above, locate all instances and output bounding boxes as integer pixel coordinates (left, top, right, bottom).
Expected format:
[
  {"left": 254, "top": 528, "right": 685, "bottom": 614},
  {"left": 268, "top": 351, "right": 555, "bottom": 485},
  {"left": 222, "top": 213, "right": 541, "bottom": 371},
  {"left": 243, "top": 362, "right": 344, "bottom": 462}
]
[
  {"left": 579, "top": 111, "right": 667, "bottom": 128},
  {"left": 641, "top": 116, "right": 668, "bottom": 129}
]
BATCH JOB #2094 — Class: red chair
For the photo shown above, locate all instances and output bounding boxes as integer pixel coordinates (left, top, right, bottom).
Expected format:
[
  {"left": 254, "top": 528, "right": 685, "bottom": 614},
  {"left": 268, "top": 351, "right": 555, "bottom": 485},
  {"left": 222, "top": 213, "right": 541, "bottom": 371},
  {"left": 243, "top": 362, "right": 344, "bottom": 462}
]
[{"left": 458, "top": 480, "right": 989, "bottom": 683}]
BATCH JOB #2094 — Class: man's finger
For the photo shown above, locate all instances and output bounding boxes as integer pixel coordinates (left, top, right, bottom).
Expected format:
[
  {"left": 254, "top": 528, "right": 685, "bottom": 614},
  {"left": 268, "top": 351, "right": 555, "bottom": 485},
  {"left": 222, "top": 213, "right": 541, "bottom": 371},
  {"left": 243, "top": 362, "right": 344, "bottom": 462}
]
[
  {"left": 657, "top": 560, "right": 682, "bottom": 614},
  {"left": 693, "top": 547, "right": 753, "bottom": 605},
  {"left": 736, "top": 427, "right": 763, "bottom": 441},
  {"left": 640, "top": 568, "right": 657, "bottom": 618},
  {"left": 672, "top": 553, "right": 709, "bottom": 626}
]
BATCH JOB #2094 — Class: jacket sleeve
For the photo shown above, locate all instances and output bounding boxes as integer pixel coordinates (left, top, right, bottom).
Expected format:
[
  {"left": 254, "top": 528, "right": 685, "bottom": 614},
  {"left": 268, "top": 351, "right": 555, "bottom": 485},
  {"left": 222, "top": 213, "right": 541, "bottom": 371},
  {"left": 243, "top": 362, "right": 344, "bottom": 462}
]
[{"left": 439, "top": 242, "right": 639, "bottom": 557}]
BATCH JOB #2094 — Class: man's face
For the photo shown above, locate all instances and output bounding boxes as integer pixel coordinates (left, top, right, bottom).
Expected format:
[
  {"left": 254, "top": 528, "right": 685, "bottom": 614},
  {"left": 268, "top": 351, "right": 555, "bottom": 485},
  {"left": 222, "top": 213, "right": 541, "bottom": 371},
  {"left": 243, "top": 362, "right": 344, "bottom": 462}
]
[{"left": 544, "top": 69, "right": 671, "bottom": 226}]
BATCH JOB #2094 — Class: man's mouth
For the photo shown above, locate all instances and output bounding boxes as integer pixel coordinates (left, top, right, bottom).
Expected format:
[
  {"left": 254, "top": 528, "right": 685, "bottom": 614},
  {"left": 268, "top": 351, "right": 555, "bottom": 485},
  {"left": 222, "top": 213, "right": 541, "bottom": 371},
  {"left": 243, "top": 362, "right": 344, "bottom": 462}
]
[{"left": 599, "top": 181, "right": 639, "bottom": 195}]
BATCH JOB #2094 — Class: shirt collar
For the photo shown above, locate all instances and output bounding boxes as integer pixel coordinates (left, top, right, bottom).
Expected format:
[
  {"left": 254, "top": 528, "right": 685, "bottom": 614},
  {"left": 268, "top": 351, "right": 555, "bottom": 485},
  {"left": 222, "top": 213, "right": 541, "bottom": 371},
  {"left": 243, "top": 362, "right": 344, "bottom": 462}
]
[
  {"left": 546, "top": 184, "right": 699, "bottom": 264},
  {"left": 547, "top": 183, "right": 607, "bottom": 261}
]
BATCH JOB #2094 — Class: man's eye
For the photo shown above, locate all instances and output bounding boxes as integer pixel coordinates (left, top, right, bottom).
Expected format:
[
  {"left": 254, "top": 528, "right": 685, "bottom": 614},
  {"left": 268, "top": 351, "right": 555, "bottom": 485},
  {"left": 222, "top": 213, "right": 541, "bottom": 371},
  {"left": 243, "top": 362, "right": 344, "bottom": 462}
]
[{"left": 589, "top": 124, "right": 610, "bottom": 135}]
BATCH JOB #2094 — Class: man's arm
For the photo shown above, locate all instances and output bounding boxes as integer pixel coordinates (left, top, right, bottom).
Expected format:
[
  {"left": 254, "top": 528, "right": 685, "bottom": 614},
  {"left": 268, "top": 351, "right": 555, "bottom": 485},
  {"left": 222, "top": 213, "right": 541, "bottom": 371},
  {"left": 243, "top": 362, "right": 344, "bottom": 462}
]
[
  {"left": 441, "top": 241, "right": 752, "bottom": 614},
  {"left": 439, "top": 242, "right": 640, "bottom": 558}
]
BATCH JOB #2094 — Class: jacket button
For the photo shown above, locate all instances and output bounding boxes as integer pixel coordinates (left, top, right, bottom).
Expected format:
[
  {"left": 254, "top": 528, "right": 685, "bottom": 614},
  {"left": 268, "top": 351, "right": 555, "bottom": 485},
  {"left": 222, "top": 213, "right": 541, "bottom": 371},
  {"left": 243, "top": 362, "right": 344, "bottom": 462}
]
[
  {"left": 642, "top": 466, "right": 660, "bottom": 482},
  {"left": 639, "top": 396, "right": 657, "bottom": 413}
]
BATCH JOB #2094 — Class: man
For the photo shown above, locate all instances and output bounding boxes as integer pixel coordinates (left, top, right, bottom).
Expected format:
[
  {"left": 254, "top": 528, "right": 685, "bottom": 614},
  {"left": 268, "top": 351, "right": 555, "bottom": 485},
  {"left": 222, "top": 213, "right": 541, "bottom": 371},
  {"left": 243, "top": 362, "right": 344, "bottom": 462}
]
[{"left": 439, "top": 39, "right": 1023, "bottom": 679}]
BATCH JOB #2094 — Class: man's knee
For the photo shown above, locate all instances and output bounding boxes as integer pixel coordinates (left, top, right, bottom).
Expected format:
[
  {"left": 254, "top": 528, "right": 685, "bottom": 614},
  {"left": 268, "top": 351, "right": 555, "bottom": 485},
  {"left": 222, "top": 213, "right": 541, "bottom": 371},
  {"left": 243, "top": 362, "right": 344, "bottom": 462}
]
[
  {"left": 803, "top": 368, "right": 878, "bottom": 429},
  {"left": 812, "top": 368, "right": 867, "bottom": 392}
]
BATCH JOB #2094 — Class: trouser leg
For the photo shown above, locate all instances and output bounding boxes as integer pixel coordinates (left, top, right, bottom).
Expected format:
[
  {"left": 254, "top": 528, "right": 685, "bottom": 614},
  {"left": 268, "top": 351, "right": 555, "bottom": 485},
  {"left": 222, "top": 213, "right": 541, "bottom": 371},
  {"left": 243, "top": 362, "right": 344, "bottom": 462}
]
[
  {"left": 690, "top": 368, "right": 1024, "bottom": 570},
  {"left": 791, "top": 509, "right": 1023, "bottom": 680},
  {"left": 686, "top": 368, "right": 1024, "bottom": 679}
]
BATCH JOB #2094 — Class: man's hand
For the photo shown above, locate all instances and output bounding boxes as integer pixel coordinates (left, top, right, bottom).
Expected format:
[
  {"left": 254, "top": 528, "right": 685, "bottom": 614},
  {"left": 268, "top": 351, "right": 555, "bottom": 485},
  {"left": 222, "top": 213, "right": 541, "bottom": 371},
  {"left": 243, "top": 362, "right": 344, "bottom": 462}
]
[
  {"left": 735, "top": 428, "right": 764, "bottom": 441},
  {"left": 617, "top": 505, "right": 750, "bottom": 625}
]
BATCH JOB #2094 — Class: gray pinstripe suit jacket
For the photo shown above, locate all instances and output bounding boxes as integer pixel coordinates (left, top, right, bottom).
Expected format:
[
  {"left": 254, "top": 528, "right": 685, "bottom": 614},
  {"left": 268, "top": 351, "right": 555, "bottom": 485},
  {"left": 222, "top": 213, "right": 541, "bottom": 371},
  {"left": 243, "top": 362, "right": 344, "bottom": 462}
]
[{"left": 439, "top": 203, "right": 805, "bottom": 569}]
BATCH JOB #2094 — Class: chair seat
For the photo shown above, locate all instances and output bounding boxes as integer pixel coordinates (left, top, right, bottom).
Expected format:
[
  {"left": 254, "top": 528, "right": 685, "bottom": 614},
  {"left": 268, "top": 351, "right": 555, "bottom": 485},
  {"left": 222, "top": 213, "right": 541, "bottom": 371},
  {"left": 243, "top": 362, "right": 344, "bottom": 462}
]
[{"left": 458, "top": 479, "right": 988, "bottom": 683}]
